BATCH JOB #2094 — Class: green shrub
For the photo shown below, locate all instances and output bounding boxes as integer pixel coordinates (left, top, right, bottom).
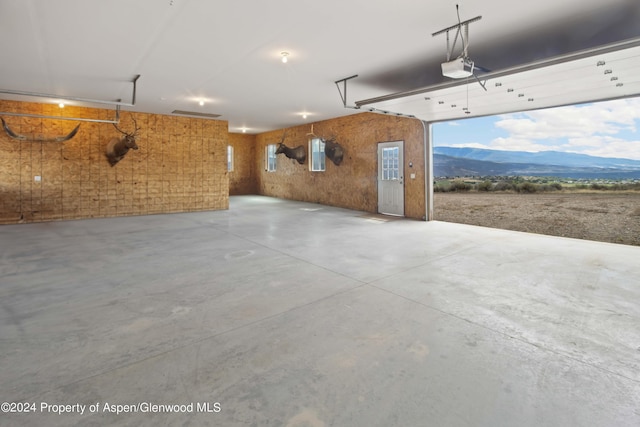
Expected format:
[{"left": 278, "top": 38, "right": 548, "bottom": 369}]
[
  {"left": 539, "top": 182, "right": 563, "bottom": 192},
  {"left": 450, "top": 179, "right": 472, "bottom": 192},
  {"left": 476, "top": 180, "right": 493, "bottom": 192},
  {"left": 516, "top": 182, "right": 537, "bottom": 193},
  {"left": 493, "top": 181, "right": 514, "bottom": 192}
]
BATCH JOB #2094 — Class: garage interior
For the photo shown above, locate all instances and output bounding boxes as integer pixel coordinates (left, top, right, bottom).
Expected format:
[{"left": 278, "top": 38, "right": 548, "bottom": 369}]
[{"left": 1, "top": 1, "right": 640, "bottom": 426}]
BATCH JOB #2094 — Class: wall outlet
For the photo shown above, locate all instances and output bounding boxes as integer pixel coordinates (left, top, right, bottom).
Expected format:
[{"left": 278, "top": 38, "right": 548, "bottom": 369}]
[
  {"left": 34, "top": 176, "right": 41, "bottom": 182},
  {"left": 410, "top": 173, "right": 416, "bottom": 179}
]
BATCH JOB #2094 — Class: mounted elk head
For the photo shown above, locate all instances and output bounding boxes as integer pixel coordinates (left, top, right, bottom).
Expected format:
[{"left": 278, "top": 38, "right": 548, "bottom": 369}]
[
  {"left": 275, "top": 130, "right": 306, "bottom": 165},
  {"left": 106, "top": 115, "right": 140, "bottom": 166},
  {"left": 323, "top": 136, "right": 344, "bottom": 166}
]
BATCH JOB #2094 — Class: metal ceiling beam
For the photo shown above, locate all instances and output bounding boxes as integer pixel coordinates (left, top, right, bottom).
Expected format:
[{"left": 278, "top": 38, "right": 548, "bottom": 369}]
[
  {"left": 0, "top": 75, "right": 141, "bottom": 108},
  {"left": 0, "top": 75, "right": 139, "bottom": 123}
]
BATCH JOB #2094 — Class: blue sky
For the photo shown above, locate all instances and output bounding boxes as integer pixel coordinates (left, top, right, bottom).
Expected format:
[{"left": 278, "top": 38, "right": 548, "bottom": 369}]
[{"left": 432, "top": 97, "right": 640, "bottom": 160}]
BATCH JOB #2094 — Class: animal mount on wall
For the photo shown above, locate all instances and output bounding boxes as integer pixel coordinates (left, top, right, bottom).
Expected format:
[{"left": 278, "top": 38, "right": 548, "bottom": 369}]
[
  {"left": 307, "top": 125, "right": 344, "bottom": 166},
  {"left": 106, "top": 115, "right": 140, "bottom": 166},
  {"left": 323, "top": 136, "right": 344, "bottom": 166},
  {"left": 275, "top": 130, "right": 306, "bottom": 165},
  {"left": 1, "top": 117, "right": 80, "bottom": 142}
]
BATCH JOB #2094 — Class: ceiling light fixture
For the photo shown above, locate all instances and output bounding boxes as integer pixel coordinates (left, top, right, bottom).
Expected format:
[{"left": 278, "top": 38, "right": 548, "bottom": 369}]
[
  {"left": 597, "top": 60, "right": 605, "bottom": 66},
  {"left": 281, "top": 52, "right": 289, "bottom": 63},
  {"left": 199, "top": 100, "right": 205, "bottom": 106},
  {"left": 58, "top": 102, "right": 65, "bottom": 108}
]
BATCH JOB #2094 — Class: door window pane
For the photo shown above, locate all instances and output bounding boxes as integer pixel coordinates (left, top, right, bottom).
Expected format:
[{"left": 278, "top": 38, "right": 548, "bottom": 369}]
[{"left": 382, "top": 147, "right": 399, "bottom": 181}]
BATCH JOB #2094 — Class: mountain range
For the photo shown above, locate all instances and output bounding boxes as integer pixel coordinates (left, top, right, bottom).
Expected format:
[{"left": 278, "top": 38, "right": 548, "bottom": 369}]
[{"left": 434, "top": 147, "right": 640, "bottom": 179}]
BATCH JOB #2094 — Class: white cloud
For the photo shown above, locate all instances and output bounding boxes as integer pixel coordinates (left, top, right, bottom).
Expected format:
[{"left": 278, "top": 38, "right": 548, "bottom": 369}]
[
  {"left": 497, "top": 99, "right": 640, "bottom": 136},
  {"left": 489, "top": 137, "right": 563, "bottom": 152},
  {"left": 445, "top": 142, "right": 490, "bottom": 149},
  {"left": 572, "top": 138, "right": 640, "bottom": 160},
  {"left": 489, "top": 98, "right": 640, "bottom": 158}
]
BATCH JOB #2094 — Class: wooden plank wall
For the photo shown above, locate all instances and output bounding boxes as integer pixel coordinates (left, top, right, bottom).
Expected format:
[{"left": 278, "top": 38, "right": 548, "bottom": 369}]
[
  {"left": 228, "top": 133, "right": 257, "bottom": 195},
  {"left": 255, "top": 112, "right": 426, "bottom": 220},
  {"left": 0, "top": 101, "right": 229, "bottom": 224}
]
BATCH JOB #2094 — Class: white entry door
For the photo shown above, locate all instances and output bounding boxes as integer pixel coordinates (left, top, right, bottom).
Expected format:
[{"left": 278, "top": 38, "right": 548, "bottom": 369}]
[{"left": 377, "top": 141, "right": 404, "bottom": 216}]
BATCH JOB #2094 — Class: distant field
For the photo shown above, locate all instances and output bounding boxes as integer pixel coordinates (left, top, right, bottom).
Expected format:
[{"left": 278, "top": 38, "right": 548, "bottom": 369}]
[{"left": 434, "top": 192, "right": 640, "bottom": 246}]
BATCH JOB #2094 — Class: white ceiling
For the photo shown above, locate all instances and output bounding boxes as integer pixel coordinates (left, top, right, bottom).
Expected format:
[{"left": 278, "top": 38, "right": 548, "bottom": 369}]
[{"left": 1, "top": 0, "right": 639, "bottom": 133}]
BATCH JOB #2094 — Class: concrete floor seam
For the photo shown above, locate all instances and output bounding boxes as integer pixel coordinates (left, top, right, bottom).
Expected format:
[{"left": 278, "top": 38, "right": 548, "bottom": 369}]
[
  {"left": 366, "top": 282, "right": 640, "bottom": 385},
  {"left": 209, "top": 224, "right": 371, "bottom": 286},
  {"left": 17, "top": 282, "right": 373, "bottom": 403}
]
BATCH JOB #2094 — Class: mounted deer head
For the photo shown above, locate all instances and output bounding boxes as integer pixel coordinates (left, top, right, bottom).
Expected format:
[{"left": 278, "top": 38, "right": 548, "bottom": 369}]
[
  {"left": 275, "top": 130, "right": 306, "bottom": 165},
  {"left": 323, "top": 136, "right": 344, "bottom": 166},
  {"left": 106, "top": 115, "right": 140, "bottom": 166}
]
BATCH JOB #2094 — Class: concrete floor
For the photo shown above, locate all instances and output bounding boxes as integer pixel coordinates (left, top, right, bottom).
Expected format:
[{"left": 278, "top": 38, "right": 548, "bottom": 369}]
[{"left": 1, "top": 195, "right": 639, "bottom": 427}]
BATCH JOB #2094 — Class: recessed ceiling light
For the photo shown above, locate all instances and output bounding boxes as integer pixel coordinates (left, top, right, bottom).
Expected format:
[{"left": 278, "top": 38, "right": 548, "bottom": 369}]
[
  {"left": 199, "top": 100, "right": 205, "bottom": 106},
  {"left": 281, "top": 52, "right": 289, "bottom": 63}
]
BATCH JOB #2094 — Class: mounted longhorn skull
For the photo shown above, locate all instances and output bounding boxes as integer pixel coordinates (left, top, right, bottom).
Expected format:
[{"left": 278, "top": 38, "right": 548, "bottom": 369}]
[
  {"left": 106, "top": 115, "right": 140, "bottom": 166},
  {"left": 275, "top": 130, "right": 306, "bottom": 165},
  {"left": 1, "top": 117, "right": 80, "bottom": 142},
  {"left": 323, "top": 136, "right": 344, "bottom": 166}
]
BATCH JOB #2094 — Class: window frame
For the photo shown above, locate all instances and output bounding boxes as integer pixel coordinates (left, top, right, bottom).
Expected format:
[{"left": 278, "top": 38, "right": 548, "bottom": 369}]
[
  {"left": 227, "top": 145, "right": 234, "bottom": 172},
  {"left": 265, "top": 144, "right": 277, "bottom": 172},
  {"left": 309, "top": 137, "right": 325, "bottom": 172}
]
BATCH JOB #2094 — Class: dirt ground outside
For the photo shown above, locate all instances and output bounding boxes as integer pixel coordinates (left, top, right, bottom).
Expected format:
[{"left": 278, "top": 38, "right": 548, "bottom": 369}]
[{"left": 434, "top": 192, "right": 640, "bottom": 247}]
